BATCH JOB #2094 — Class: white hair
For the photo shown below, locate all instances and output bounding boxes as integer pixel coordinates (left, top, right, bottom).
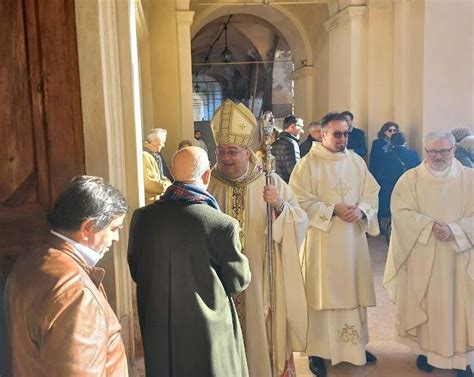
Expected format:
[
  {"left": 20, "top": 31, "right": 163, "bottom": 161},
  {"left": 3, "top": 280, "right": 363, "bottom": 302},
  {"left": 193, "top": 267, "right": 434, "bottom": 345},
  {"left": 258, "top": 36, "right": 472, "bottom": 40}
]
[
  {"left": 424, "top": 131, "right": 455, "bottom": 148},
  {"left": 146, "top": 128, "right": 167, "bottom": 143}
]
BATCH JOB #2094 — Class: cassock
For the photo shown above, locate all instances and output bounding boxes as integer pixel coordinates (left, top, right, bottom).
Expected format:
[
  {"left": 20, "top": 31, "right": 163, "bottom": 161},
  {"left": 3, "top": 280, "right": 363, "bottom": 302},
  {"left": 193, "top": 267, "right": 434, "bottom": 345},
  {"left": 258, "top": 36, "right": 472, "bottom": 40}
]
[
  {"left": 289, "top": 142, "right": 380, "bottom": 365},
  {"left": 384, "top": 159, "right": 474, "bottom": 370},
  {"left": 208, "top": 155, "right": 308, "bottom": 377}
]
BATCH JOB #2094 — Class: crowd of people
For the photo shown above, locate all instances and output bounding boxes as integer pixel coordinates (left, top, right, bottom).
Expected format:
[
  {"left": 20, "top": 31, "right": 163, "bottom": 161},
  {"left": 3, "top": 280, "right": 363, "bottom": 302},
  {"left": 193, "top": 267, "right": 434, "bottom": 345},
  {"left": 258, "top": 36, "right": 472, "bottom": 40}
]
[{"left": 1, "top": 100, "right": 472, "bottom": 377}]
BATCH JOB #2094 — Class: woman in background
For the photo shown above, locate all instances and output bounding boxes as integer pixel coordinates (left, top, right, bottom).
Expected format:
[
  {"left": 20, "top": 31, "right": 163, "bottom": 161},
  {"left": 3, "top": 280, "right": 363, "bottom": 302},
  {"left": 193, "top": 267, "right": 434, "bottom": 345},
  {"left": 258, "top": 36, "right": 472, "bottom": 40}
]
[{"left": 369, "top": 122, "right": 400, "bottom": 178}]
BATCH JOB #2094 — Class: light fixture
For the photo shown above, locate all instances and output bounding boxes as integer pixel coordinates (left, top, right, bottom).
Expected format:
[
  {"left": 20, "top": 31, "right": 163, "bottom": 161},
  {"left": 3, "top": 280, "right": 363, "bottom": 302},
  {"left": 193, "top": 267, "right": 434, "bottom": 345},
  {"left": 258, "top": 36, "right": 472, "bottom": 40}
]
[
  {"left": 221, "top": 24, "right": 232, "bottom": 63},
  {"left": 193, "top": 82, "right": 200, "bottom": 92}
]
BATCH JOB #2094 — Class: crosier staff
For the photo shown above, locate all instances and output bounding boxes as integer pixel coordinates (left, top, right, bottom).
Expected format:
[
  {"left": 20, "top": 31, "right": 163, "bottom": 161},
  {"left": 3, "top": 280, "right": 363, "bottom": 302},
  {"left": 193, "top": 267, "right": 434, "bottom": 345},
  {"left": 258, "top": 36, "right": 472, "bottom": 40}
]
[{"left": 260, "top": 110, "right": 277, "bottom": 377}]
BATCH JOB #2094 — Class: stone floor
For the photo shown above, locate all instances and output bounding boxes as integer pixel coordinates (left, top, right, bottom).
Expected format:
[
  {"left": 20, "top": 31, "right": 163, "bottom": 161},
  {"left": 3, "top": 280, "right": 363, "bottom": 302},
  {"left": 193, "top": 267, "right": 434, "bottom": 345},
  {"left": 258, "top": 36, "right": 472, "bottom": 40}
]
[{"left": 132, "top": 236, "right": 456, "bottom": 376}]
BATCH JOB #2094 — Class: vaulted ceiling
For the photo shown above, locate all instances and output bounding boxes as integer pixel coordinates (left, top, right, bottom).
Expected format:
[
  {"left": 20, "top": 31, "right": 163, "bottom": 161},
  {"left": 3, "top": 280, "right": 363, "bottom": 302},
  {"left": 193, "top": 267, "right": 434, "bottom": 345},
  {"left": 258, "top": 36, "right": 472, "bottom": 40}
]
[{"left": 191, "top": 14, "right": 291, "bottom": 105}]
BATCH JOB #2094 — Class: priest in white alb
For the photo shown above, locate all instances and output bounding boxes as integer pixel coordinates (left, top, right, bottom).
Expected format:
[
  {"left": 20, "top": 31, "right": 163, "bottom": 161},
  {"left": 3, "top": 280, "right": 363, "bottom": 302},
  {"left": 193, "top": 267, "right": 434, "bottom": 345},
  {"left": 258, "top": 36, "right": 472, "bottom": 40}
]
[
  {"left": 289, "top": 112, "right": 380, "bottom": 377},
  {"left": 208, "top": 99, "right": 309, "bottom": 377},
  {"left": 384, "top": 131, "right": 473, "bottom": 377}
]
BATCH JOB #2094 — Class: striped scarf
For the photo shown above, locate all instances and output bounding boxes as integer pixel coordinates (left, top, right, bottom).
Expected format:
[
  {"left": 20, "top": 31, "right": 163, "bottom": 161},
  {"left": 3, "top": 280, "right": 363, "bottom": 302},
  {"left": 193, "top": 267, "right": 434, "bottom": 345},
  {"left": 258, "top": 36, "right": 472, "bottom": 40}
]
[{"left": 157, "top": 181, "right": 220, "bottom": 210}]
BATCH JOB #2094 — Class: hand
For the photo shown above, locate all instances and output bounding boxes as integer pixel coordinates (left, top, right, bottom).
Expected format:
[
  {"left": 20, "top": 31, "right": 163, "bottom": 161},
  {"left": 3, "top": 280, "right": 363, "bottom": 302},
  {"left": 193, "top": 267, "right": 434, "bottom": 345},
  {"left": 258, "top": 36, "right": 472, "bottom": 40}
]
[
  {"left": 433, "top": 222, "right": 455, "bottom": 241},
  {"left": 334, "top": 203, "right": 363, "bottom": 223},
  {"left": 263, "top": 184, "right": 283, "bottom": 209}
]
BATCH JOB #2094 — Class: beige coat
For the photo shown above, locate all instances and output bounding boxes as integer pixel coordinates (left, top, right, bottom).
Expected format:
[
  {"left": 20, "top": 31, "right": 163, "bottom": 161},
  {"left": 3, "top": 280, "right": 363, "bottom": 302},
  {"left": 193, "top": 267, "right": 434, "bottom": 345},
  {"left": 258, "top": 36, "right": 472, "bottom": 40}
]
[
  {"left": 143, "top": 150, "right": 171, "bottom": 204},
  {"left": 6, "top": 235, "right": 128, "bottom": 377}
]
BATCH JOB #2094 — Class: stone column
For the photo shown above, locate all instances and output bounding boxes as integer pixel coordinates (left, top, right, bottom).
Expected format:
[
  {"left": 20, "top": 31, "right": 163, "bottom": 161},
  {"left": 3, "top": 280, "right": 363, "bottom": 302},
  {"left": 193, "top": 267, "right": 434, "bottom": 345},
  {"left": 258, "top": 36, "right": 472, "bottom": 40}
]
[
  {"left": 75, "top": 0, "right": 138, "bottom": 365},
  {"left": 324, "top": 5, "right": 368, "bottom": 130},
  {"left": 291, "top": 66, "right": 315, "bottom": 123},
  {"left": 176, "top": 10, "right": 195, "bottom": 141}
]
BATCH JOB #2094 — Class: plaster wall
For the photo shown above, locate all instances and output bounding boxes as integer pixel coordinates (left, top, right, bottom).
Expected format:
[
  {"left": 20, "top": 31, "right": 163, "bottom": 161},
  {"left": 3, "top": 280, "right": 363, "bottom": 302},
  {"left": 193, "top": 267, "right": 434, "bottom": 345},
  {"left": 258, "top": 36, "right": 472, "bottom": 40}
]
[
  {"left": 328, "top": 20, "right": 352, "bottom": 111},
  {"left": 422, "top": 0, "right": 473, "bottom": 135},
  {"left": 350, "top": 9, "right": 368, "bottom": 132},
  {"left": 137, "top": 1, "right": 155, "bottom": 138},
  {"left": 148, "top": 0, "right": 192, "bottom": 163},
  {"left": 393, "top": 0, "right": 425, "bottom": 152},
  {"left": 367, "top": 0, "right": 394, "bottom": 145},
  {"left": 313, "top": 35, "right": 329, "bottom": 121}
]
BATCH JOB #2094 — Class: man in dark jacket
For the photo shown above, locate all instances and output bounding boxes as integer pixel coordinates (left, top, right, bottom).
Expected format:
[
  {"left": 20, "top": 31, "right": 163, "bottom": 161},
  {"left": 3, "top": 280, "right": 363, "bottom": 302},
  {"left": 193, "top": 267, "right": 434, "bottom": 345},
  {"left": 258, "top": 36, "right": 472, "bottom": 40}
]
[
  {"left": 342, "top": 111, "right": 367, "bottom": 157},
  {"left": 299, "top": 121, "right": 322, "bottom": 157},
  {"left": 271, "top": 114, "right": 304, "bottom": 182},
  {"left": 128, "top": 146, "right": 251, "bottom": 377}
]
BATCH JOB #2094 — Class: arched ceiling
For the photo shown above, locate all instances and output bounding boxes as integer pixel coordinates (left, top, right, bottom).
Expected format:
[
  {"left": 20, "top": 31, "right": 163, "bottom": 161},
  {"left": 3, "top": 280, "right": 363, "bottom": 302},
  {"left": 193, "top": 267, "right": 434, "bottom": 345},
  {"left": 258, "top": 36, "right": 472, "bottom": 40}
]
[
  {"left": 192, "top": 14, "right": 290, "bottom": 68},
  {"left": 192, "top": 14, "right": 291, "bottom": 101}
]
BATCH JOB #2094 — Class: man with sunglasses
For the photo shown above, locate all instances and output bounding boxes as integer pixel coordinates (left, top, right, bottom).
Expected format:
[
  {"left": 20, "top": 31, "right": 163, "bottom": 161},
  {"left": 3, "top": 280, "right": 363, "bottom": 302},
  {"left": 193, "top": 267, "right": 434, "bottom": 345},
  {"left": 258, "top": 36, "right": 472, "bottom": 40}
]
[
  {"left": 208, "top": 100, "right": 309, "bottom": 377},
  {"left": 384, "top": 131, "right": 473, "bottom": 377},
  {"left": 290, "top": 112, "right": 380, "bottom": 377}
]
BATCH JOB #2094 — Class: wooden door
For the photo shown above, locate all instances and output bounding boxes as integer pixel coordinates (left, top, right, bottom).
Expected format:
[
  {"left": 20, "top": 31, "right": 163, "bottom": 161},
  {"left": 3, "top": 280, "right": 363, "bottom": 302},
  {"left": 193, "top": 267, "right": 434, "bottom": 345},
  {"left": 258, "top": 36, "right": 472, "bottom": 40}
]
[{"left": 0, "top": 0, "right": 84, "bottom": 276}]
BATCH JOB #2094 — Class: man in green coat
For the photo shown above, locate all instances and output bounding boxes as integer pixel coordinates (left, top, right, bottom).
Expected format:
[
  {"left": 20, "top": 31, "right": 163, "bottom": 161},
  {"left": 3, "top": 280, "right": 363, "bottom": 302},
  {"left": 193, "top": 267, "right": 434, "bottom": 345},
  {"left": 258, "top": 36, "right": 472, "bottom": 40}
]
[{"left": 128, "top": 146, "right": 251, "bottom": 377}]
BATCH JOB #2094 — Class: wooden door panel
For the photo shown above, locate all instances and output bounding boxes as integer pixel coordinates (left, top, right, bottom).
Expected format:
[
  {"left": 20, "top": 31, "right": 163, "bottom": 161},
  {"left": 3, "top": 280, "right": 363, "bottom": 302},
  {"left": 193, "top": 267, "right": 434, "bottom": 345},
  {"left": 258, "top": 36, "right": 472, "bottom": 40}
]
[
  {"left": 0, "top": 0, "right": 84, "bottom": 268},
  {"left": 0, "top": 0, "right": 36, "bottom": 204}
]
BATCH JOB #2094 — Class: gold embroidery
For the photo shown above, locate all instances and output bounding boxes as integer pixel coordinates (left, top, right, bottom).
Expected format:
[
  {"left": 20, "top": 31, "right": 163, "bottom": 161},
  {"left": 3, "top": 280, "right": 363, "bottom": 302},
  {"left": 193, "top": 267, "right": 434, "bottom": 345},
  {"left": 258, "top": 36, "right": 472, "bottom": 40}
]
[
  {"left": 229, "top": 184, "right": 247, "bottom": 342},
  {"left": 334, "top": 178, "right": 350, "bottom": 202},
  {"left": 337, "top": 324, "right": 361, "bottom": 345},
  {"left": 319, "top": 215, "right": 329, "bottom": 222}
]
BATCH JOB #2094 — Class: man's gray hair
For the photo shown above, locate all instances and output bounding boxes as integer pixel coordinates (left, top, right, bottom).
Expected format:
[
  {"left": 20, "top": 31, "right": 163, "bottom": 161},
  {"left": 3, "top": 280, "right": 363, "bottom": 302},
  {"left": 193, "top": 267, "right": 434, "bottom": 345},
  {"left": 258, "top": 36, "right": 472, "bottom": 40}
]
[
  {"left": 47, "top": 175, "right": 128, "bottom": 232},
  {"left": 424, "top": 131, "right": 455, "bottom": 148},
  {"left": 146, "top": 128, "right": 167, "bottom": 143}
]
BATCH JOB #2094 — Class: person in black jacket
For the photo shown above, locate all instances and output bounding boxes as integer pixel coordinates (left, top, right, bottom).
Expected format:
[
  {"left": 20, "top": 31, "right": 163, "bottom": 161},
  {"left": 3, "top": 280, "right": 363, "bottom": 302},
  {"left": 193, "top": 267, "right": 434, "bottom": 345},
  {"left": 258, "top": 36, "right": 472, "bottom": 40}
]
[
  {"left": 377, "top": 132, "right": 421, "bottom": 240},
  {"left": 299, "top": 121, "right": 322, "bottom": 157},
  {"left": 341, "top": 111, "right": 367, "bottom": 157},
  {"left": 271, "top": 114, "right": 304, "bottom": 182}
]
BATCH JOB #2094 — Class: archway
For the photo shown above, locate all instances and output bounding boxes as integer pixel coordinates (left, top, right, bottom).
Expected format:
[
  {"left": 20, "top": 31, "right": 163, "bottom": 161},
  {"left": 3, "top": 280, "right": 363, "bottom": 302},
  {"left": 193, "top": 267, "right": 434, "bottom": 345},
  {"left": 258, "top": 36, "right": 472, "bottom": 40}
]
[{"left": 191, "top": 4, "right": 314, "bottom": 123}]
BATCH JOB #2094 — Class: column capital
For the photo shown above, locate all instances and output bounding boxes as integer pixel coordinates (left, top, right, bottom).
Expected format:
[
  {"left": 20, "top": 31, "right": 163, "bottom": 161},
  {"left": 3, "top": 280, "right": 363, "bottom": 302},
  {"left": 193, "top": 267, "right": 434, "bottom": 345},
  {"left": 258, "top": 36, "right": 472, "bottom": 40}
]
[
  {"left": 176, "top": 10, "right": 194, "bottom": 25},
  {"left": 290, "top": 66, "right": 314, "bottom": 81},
  {"left": 324, "top": 5, "right": 367, "bottom": 32}
]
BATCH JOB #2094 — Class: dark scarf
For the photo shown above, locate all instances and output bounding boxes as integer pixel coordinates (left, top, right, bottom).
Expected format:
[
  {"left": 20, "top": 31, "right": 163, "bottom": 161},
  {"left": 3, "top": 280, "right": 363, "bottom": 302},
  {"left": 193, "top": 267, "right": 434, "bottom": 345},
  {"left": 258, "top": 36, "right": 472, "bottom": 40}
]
[{"left": 157, "top": 181, "right": 220, "bottom": 210}]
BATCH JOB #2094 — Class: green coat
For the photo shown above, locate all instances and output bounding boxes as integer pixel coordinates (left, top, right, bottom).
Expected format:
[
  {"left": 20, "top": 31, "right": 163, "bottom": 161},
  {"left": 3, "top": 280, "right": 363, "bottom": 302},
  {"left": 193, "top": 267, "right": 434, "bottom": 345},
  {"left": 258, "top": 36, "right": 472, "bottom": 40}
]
[{"left": 128, "top": 201, "right": 251, "bottom": 377}]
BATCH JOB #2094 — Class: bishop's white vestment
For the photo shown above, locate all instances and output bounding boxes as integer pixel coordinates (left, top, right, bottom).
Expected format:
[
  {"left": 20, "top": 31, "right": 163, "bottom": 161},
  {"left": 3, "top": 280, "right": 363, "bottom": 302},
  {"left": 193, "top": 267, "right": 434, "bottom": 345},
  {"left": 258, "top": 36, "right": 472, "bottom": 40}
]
[
  {"left": 384, "top": 160, "right": 474, "bottom": 371},
  {"left": 289, "top": 143, "right": 380, "bottom": 365},
  {"left": 209, "top": 157, "right": 309, "bottom": 377}
]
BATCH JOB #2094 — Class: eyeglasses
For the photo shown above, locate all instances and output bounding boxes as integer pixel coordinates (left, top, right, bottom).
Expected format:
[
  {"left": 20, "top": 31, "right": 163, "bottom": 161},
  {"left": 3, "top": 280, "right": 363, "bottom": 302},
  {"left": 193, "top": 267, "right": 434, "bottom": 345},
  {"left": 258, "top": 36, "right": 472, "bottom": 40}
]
[
  {"left": 386, "top": 128, "right": 397, "bottom": 133},
  {"left": 331, "top": 131, "right": 349, "bottom": 139},
  {"left": 424, "top": 147, "right": 453, "bottom": 157},
  {"left": 216, "top": 148, "right": 246, "bottom": 158}
]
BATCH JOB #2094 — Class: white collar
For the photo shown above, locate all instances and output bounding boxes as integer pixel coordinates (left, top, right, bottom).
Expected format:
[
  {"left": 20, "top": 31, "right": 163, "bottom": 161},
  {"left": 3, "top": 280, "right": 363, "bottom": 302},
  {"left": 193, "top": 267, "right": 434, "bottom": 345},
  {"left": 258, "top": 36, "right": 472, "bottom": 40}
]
[{"left": 50, "top": 230, "right": 102, "bottom": 267}]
